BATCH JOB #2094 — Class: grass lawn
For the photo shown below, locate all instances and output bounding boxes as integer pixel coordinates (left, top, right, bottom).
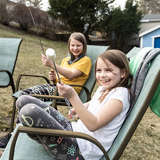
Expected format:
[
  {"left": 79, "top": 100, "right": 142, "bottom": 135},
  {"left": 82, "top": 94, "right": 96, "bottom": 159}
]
[{"left": 0, "top": 24, "right": 160, "bottom": 159}]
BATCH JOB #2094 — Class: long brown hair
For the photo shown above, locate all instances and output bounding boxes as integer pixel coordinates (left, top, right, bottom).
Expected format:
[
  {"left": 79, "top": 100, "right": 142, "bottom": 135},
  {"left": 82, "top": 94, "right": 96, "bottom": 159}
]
[
  {"left": 68, "top": 32, "right": 87, "bottom": 61},
  {"left": 95, "top": 49, "right": 132, "bottom": 89}
]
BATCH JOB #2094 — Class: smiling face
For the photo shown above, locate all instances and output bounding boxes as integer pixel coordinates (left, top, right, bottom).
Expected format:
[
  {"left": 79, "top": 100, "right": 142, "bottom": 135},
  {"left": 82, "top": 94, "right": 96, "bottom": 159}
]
[
  {"left": 96, "top": 57, "right": 125, "bottom": 90},
  {"left": 69, "top": 38, "right": 83, "bottom": 58}
]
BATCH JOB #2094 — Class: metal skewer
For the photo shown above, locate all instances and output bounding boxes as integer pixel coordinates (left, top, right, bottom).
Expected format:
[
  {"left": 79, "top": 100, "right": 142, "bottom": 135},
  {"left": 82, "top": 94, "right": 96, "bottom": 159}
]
[{"left": 53, "top": 61, "right": 61, "bottom": 84}]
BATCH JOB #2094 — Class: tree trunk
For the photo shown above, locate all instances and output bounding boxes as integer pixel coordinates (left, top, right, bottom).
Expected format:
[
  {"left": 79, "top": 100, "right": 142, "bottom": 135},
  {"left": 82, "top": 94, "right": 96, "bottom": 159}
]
[{"left": 0, "top": 0, "right": 9, "bottom": 25}]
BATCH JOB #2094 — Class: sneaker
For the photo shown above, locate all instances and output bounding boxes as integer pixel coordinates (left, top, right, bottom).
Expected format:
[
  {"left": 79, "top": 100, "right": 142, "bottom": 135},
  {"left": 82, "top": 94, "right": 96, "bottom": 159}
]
[{"left": 0, "top": 133, "right": 11, "bottom": 148}]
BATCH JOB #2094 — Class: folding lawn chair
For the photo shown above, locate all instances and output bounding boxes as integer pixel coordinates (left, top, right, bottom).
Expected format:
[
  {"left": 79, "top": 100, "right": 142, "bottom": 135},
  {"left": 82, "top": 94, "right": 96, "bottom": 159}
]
[
  {"left": 1, "top": 47, "right": 159, "bottom": 160},
  {"left": 0, "top": 38, "right": 22, "bottom": 93},
  {"left": 10, "top": 45, "right": 109, "bottom": 132},
  {"left": 127, "top": 46, "right": 144, "bottom": 58}
]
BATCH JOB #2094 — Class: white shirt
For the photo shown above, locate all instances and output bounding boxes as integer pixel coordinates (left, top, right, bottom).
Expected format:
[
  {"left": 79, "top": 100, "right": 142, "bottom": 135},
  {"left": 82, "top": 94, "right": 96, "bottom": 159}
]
[{"left": 71, "top": 86, "right": 130, "bottom": 160}]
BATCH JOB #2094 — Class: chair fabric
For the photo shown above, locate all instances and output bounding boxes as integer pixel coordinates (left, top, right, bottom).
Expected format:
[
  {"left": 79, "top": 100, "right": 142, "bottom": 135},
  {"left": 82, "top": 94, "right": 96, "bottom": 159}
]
[
  {"left": 0, "top": 124, "right": 54, "bottom": 160},
  {"left": 1, "top": 47, "right": 160, "bottom": 160},
  {"left": 129, "top": 48, "right": 160, "bottom": 108},
  {"left": 127, "top": 46, "right": 143, "bottom": 59},
  {"left": 0, "top": 38, "right": 22, "bottom": 93},
  {"left": 128, "top": 47, "right": 160, "bottom": 117}
]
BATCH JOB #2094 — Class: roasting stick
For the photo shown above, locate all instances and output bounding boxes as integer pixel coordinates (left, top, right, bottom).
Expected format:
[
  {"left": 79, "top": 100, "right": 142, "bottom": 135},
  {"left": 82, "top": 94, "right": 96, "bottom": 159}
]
[{"left": 45, "top": 48, "right": 71, "bottom": 108}]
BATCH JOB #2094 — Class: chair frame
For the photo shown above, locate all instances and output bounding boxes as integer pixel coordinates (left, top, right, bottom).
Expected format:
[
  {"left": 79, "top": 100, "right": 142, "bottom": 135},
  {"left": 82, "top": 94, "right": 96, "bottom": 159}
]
[
  {"left": 0, "top": 38, "right": 22, "bottom": 93},
  {"left": 9, "top": 126, "right": 110, "bottom": 160}
]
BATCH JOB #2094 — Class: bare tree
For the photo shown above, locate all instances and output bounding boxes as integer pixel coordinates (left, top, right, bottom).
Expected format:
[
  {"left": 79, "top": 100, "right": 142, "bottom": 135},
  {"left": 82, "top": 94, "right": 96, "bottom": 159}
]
[
  {"left": 0, "top": 0, "right": 9, "bottom": 25},
  {"left": 17, "top": 0, "right": 25, "bottom": 4},
  {"left": 29, "top": 0, "right": 43, "bottom": 8},
  {"left": 13, "top": 3, "right": 32, "bottom": 30},
  {"left": 138, "top": 0, "right": 160, "bottom": 14},
  {"left": 28, "top": 7, "right": 57, "bottom": 38},
  {"left": 5, "top": 0, "right": 56, "bottom": 39},
  {"left": 17, "top": 0, "right": 43, "bottom": 9}
]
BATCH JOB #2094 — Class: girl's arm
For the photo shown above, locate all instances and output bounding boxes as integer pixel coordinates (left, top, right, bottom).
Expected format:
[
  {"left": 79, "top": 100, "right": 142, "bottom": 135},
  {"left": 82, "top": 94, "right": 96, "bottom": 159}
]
[
  {"left": 83, "top": 101, "right": 90, "bottom": 108},
  {"left": 42, "top": 54, "right": 83, "bottom": 79},
  {"left": 68, "top": 101, "right": 90, "bottom": 119},
  {"left": 55, "top": 64, "right": 83, "bottom": 79},
  {"left": 57, "top": 83, "right": 123, "bottom": 131},
  {"left": 70, "top": 93, "right": 123, "bottom": 131}
]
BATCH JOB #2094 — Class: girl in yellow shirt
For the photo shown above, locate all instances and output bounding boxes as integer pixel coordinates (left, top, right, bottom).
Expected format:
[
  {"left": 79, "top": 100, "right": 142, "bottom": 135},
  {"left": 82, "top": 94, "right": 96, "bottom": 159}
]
[{"left": 22, "top": 32, "right": 91, "bottom": 100}]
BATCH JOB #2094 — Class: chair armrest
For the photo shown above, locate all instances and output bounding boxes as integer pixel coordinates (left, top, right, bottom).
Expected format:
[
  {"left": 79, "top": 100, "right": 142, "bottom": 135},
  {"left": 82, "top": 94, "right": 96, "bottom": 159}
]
[
  {"left": 0, "top": 70, "right": 15, "bottom": 93},
  {"left": 31, "top": 94, "right": 64, "bottom": 100},
  {"left": 9, "top": 126, "right": 110, "bottom": 160},
  {"left": 31, "top": 84, "right": 91, "bottom": 102},
  {"left": 15, "top": 74, "right": 50, "bottom": 92}
]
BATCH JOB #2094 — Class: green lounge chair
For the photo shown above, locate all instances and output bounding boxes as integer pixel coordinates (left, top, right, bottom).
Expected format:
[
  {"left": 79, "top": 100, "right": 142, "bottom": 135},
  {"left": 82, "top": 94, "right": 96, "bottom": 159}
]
[
  {"left": 1, "top": 47, "right": 159, "bottom": 160},
  {"left": 0, "top": 38, "right": 22, "bottom": 93}
]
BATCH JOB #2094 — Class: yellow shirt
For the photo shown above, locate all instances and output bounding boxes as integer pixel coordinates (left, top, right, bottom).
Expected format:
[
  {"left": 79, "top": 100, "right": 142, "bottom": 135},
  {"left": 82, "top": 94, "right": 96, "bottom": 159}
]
[{"left": 59, "top": 56, "right": 91, "bottom": 94}]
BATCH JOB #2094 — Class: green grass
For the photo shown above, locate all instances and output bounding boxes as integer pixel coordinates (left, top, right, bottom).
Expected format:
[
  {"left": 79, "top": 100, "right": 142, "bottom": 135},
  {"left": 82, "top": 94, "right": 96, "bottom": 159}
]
[{"left": 0, "top": 24, "right": 160, "bottom": 160}]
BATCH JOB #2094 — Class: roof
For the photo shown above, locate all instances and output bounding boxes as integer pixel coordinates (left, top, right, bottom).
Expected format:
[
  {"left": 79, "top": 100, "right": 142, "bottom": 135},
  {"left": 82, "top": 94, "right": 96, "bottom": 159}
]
[
  {"left": 141, "top": 14, "right": 160, "bottom": 22},
  {"left": 139, "top": 25, "right": 160, "bottom": 37}
]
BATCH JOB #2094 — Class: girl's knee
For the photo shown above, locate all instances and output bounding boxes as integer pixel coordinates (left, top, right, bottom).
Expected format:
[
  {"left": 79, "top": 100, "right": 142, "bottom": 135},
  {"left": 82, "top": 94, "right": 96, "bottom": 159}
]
[
  {"left": 19, "top": 103, "right": 36, "bottom": 115},
  {"left": 16, "top": 95, "right": 33, "bottom": 110},
  {"left": 19, "top": 104, "right": 38, "bottom": 127}
]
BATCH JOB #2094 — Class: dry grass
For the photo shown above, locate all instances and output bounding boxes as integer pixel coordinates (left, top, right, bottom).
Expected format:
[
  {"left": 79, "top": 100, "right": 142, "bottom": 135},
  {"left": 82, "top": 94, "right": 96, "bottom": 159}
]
[
  {"left": 0, "top": 24, "right": 67, "bottom": 129},
  {"left": 0, "top": 24, "right": 160, "bottom": 159}
]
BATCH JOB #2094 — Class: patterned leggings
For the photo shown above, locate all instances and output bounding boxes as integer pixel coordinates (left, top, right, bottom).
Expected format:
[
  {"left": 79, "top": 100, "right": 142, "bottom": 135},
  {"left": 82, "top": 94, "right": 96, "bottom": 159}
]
[
  {"left": 20, "top": 84, "right": 58, "bottom": 102},
  {"left": 16, "top": 95, "right": 84, "bottom": 160}
]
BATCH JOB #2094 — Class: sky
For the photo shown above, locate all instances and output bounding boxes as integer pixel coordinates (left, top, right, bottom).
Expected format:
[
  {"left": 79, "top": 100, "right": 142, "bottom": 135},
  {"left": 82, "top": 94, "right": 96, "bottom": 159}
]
[
  {"left": 41, "top": 0, "right": 128, "bottom": 11},
  {"left": 10, "top": 0, "right": 128, "bottom": 11},
  {"left": 113, "top": 0, "right": 127, "bottom": 9}
]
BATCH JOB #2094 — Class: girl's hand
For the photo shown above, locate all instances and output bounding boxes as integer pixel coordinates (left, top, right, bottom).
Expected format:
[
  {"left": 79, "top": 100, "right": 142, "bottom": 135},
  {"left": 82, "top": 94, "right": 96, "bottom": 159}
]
[
  {"left": 41, "top": 54, "right": 53, "bottom": 68},
  {"left": 57, "top": 83, "right": 75, "bottom": 99},
  {"left": 68, "top": 108, "right": 79, "bottom": 120},
  {"left": 49, "top": 70, "right": 56, "bottom": 82}
]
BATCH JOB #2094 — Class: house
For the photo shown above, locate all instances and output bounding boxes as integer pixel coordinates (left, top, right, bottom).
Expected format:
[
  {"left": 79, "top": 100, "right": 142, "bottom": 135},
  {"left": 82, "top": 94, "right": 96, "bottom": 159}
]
[{"left": 139, "top": 14, "right": 160, "bottom": 48}]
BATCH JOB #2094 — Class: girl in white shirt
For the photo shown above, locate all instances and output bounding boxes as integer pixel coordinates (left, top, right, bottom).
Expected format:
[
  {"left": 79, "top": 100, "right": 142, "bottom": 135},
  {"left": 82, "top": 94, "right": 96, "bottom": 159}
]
[{"left": 17, "top": 49, "right": 132, "bottom": 160}]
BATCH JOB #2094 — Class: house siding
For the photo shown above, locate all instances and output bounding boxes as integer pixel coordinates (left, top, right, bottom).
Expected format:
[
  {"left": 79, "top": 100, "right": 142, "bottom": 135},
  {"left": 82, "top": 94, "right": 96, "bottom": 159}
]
[{"left": 141, "top": 28, "right": 160, "bottom": 47}]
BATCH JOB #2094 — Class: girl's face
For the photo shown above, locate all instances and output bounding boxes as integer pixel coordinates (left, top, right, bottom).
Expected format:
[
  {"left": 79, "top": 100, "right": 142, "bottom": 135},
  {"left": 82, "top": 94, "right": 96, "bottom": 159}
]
[
  {"left": 96, "top": 57, "right": 125, "bottom": 90},
  {"left": 69, "top": 38, "right": 83, "bottom": 58}
]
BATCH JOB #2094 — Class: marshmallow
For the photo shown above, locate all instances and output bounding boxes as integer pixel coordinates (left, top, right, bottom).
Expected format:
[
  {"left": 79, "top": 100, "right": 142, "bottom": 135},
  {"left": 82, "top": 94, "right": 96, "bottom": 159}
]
[
  {"left": 45, "top": 48, "right": 56, "bottom": 61},
  {"left": 26, "top": 1, "right": 31, "bottom": 7}
]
